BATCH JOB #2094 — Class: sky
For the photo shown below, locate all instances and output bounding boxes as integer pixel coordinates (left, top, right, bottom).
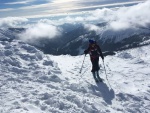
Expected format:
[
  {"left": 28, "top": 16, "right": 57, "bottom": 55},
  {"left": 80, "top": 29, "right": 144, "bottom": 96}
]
[{"left": 0, "top": 0, "right": 146, "bottom": 19}]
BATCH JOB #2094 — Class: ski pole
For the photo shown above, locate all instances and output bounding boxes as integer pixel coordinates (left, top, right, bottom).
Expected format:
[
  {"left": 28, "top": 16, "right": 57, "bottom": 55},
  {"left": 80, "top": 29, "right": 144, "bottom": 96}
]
[
  {"left": 103, "top": 60, "right": 108, "bottom": 79},
  {"left": 79, "top": 54, "right": 86, "bottom": 73},
  {"left": 103, "top": 60, "right": 112, "bottom": 89}
]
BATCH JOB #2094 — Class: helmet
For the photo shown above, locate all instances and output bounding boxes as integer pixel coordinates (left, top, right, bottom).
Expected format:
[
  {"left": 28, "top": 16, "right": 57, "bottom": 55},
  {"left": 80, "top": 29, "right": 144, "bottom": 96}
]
[{"left": 89, "top": 39, "right": 95, "bottom": 44}]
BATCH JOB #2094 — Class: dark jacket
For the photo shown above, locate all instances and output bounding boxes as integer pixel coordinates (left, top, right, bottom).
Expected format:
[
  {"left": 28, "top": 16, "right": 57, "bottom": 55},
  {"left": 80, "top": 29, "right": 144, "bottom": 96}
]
[{"left": 84, "top": 43, "right": 104, "bottom": 61}]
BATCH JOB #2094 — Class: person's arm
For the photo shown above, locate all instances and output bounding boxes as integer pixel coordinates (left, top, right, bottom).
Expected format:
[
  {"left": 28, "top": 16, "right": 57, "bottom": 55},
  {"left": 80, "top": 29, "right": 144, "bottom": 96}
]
[
  {"left": 97, "top": 45, "right": 104, "bottom": 60},
  {"left": 84, "top": 46, "right": 90, "bottom": 55}
]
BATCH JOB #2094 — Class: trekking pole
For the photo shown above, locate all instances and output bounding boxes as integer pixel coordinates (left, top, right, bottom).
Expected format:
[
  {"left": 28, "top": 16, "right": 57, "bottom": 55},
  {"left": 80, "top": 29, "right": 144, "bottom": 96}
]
[
  {"left": 103, "top": 60, "right": 112, "bottom": 89},
  {"left": 79, "top": 54, "right": 86, "bottom": 73}
]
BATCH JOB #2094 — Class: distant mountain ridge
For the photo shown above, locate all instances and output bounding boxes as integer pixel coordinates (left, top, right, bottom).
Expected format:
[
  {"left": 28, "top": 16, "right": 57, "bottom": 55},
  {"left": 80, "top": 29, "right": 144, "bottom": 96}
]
[{"left": 0, "top": 23, "right": 150, "bottom": 56}]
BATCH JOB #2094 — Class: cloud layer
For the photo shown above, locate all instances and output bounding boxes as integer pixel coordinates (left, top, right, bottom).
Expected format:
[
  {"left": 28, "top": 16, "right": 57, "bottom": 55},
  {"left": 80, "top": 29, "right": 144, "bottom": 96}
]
[
  {"left": 44, "top": 0, "right": 150, "bottom": 30},
  {"left": 108, "top": 0, "right": 150, "bottom": 30},
  {"left": 0, "top": 17, "right": 28, "bottom": 28},
  {"left": 83, "top": 0, "right": 150, "bottom": 31},
  {"left": 0, "top": 0, "right": 150, "bottom": 43},
  {"left": 19, "top": 22, "right": 62, "bottom": 43}
]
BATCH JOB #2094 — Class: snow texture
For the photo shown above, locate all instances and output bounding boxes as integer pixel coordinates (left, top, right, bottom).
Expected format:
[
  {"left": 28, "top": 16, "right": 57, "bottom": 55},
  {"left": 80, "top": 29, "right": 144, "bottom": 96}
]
[{"left": 0, "top": 40, "right": 150, "bottom": 113}]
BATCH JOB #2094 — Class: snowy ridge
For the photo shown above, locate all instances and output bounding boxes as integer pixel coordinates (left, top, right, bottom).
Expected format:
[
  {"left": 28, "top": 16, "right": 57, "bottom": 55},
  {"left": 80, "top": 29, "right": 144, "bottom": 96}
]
[
  {"left": 0, "top": 40, "right": 63, "bottom": 113},
  {"left": 0, "top": 40, "right": 150, "bottom": 113},
  {"left": 100, "top": 27, "right": 150, "bottom": 43}
]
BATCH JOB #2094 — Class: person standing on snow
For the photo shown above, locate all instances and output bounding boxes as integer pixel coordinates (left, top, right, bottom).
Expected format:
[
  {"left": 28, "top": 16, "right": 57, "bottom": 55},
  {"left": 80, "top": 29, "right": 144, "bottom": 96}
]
[{"left": 84, "top": 39, "right": 104, "bottom": 82}]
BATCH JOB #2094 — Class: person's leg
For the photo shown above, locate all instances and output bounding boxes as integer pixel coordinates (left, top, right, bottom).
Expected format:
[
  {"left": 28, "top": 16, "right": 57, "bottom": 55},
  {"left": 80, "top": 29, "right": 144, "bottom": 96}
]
[
  {"left": 96, "top": 71, "right": 103, "bottom": 82},
  {"left": 92, "top": 71, "right": 96, "bottom": 80},
  {"left": 95, "top": 57, "right": 100, "bottom": 71},
  {"left": 91, "top": 60, "right": 99, "bottom": 82},
  {"left": 92, "top": 71, "right": 99, "bottom": 82},
  {"left": 91, "top": 59, "right": 96, "bottom": 72},
  {"left": 95, "top": 57, "right": 103, "bottom": 81}
]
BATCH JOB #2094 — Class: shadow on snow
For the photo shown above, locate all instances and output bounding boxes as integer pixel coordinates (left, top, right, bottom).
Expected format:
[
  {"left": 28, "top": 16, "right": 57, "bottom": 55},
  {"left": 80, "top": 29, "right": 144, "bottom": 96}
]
[{"left": 91, "top": 82, "right": 115, "bottom": 105}]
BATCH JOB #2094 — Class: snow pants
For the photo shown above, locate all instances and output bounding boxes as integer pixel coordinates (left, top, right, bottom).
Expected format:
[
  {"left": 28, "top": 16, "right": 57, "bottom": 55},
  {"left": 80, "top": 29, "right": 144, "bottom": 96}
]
[{"left": 90, "top": 57, "right": 100, "bottom": 72}]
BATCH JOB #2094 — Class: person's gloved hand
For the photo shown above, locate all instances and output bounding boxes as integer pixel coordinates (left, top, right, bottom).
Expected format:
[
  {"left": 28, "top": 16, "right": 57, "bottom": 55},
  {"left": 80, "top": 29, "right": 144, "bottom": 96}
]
[{"left": 84, "top": 50, "right": 88, "bottom": 55}]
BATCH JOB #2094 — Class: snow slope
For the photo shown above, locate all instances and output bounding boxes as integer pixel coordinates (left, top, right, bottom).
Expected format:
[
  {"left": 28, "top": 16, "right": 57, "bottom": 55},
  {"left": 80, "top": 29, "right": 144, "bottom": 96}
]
[{"left": 0, "top": 40, "right": 150, "bottom": 113}]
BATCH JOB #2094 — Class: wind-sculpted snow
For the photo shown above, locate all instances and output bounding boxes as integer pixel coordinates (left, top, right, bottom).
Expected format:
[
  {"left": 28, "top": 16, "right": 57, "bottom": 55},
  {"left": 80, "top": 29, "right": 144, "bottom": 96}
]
[
  {"left": 0, "top": 40, "right": 62, "bottom": 113},
  {"left": 0, "top": 40, "right": 150, "bottom": 113}
]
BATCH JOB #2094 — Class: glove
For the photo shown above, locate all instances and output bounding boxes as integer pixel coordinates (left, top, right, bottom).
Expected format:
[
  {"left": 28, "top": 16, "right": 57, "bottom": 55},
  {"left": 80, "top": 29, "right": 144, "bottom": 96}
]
[{"left": 84, "top": 50, "right": 88, "bottom": 55}]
